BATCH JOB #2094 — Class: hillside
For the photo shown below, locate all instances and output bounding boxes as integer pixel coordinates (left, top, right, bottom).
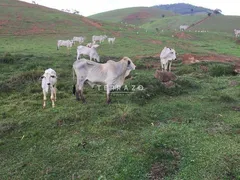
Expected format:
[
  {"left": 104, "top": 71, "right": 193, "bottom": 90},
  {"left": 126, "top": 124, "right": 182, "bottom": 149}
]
[
  {"left": 154, "top": 3, "right": 214, "bottom": 15},
  {"left": 0, "top": 0, "right": 111, "bottom": 37},
  {"left": 88, "top": 7, "right": 178, "bottom": 25},
  {"left": 141, "top": 14, "right": 240, "bottom": 33},
  {"left": 1, "top": 1, "right": 240, "bottom": 180}
]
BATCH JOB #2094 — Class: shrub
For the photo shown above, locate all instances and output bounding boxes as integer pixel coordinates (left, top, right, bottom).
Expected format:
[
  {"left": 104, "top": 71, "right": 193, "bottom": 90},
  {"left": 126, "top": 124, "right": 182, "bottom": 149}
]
[
  {"left": 219, "top": 95, "right": 236, "bottom": 103},
  {"left": 209, "top": 64, "right": 235, "bottom": 77},
  {"left": 0, "top": 70, "right": 42, "bottom": 93},
  {"left": 0, "top": 52, "right": 14, "bottom": 64},
  {"left": 175, "top": 65, "right": 196, "bottom": 75}
]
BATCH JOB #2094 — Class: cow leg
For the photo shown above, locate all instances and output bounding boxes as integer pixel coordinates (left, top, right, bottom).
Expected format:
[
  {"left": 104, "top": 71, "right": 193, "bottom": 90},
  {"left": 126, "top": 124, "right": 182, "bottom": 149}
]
[
  {"left": 169, "top": 61, "right": 172, "bottom": 72},
  {"left": 164, "top": 62, "right": 168, "bottom": 71},
  {"left": 76, "top": 81, "right": 86, "bottom": 103},
  {"left": 50, "top": 87, "right": 56, "bottom": 108},
  {"left": 79, "top": 90, "right": 86, "bottom": 103},
  {"left": 106, "top": 85, "right": 111, "bottom": 104},
  {"left": 43, "top": 90, "right": 47, "bottom": 108},
  {"left": 53, "top": 86, "right": 57, "bottom": 101},
  {"left": 160, "top": 62, "right": 164, "bottom": 71}
]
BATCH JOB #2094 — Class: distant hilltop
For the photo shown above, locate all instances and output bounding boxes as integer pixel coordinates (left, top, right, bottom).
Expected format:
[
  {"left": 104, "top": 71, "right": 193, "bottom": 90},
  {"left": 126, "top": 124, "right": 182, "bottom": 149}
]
[{"left": 153, "top": 3, "right": 218, "bottom": 15}]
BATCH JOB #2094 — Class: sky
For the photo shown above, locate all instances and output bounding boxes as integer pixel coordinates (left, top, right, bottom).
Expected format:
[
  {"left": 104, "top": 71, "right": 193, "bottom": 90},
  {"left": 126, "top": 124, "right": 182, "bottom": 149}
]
[{"left": 19, "top": 0, "right": 240, "bottom": 17}]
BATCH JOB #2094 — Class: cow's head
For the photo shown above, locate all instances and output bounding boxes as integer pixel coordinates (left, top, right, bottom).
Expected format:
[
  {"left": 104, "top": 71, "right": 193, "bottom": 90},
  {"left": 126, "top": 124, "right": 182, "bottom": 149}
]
[
  {"left": 41, "top": 69, "right": 57, "bottom": 87},
  {"left": 160, "top": 47, "right": 177, "bottom": 61},
  {"left": 123, "top": 57, "right": 136, "bottom": 70}
]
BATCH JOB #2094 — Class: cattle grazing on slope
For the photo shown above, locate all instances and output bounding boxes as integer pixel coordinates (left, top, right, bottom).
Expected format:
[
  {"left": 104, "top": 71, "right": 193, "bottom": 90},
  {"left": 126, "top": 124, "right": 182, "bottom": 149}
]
[
  {"left": 108, "top": 37, "right": 116, "bottom": 44},
  {"left": 76, "top": 45, "right": 100, "bottom": 62},
  {"left": 92, "top": 35, "right": 107, "bottom": 44},
  {"left": 72, "top": 57, "right": 136, "bottom": 104},
  {"left": 160, "top": 47, "right": 177, "bottom": 72},
  {"left": 57, "top": 40, "right": 74, "bottom": 50},
  {"left": 40, "top": 68, "right": 57, "bottom": 108},
  {"left": 73, "top": 36, "right": 86, "bottom": 44}
]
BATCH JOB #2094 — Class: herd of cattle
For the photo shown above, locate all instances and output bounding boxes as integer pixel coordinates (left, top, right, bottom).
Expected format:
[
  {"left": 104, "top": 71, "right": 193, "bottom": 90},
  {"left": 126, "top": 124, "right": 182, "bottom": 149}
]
[
  {"left": 40, "top": 34, "right": 176, "bottom": 108},
  {"left": 42, "top": 24, "right": 240, "bottom": 108}
]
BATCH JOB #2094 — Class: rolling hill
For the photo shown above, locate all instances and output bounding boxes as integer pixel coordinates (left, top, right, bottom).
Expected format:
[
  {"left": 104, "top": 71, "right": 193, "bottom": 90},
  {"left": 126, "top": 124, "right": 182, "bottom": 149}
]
[
  {"left": 0, "top": 0, "right": 112, "bottom": 37},
  {"left": 88, "top": 7, "right": 178, "bottom": 25},
  {"left": 89, "top": 5, "right": 240, "bottom": 34},
  {"left": 142, "top": 14, "right": 240, "bottom": 33},
  {"left": 153, "top": 3, "right": 214, "bottom": 15}
]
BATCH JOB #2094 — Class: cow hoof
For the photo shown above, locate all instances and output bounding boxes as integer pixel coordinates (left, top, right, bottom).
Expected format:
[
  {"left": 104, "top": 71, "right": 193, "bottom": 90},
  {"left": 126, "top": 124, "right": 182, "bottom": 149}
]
[{"left": 107, "top": 100, "right": 111, "bottom": 104}]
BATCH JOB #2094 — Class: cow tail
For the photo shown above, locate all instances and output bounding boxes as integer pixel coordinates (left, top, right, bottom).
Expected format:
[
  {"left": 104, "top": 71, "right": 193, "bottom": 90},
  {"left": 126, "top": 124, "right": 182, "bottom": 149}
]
[{"left": 72, "top": 68, "right": 76, "bottom": 95}]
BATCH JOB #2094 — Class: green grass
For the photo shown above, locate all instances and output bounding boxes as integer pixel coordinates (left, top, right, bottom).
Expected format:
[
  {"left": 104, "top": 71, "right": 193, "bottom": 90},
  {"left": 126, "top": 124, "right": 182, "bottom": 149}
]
[
  {"left": 89, "top": 7, "right": 177, "bottom": 24},
  {"left": 1, "top": 1, "right": 240, "bottom": 179},
  {"left": 142, "top": 14, "right": 240, "bottom": 33}
]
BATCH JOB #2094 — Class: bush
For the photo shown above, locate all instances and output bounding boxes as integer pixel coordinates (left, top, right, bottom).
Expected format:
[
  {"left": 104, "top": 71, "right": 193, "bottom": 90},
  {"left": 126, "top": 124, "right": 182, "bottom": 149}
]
[
  {"left": 0, "top": 70, "right": 42, "bottom": 93},
  {"left": 175, "top": 65, "right": 196, "bottom": 75},
  {"left": 209, "top": 64, "right": 235, "bottom": 77},
  {"left": 219, "top": 95, "right": 236, "bottom": 103},
  {"left": 0, "top": 52, "right": 14, "bottom": 64}
]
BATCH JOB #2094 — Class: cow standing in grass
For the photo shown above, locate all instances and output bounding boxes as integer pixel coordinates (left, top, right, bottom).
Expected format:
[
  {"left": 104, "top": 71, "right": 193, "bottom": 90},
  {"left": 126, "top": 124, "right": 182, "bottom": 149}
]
[
  {"left": 160, "top": 47, "right": 177, "bottom": 72},
  {"left": 108, "top": 37, "right": 116, "bottom": 44},
  {"left": 40, "top": 68, "right": 57, "bottom": 108},
  {"left": 57, "top": 40, "right": 74, "bottom": 50},
  {"left": 234, "top": 29, "right": 240, "bottom": 37},
  {"left": 72, "top": 57, "right": 136, "bottom": 104}
]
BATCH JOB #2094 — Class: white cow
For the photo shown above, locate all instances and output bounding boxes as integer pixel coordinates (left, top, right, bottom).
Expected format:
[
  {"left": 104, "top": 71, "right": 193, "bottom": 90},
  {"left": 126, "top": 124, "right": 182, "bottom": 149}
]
[
  {"left": 73, "top": 36, "right": 85, "bottom": 44},
  {"left": 76, "top": 45, "right": 100, "bottom": 62},
  {"left": 179, "top": 25, "right": 189, "bottom": 31},
  {"left": 57, "top": 40, "right": 74, "bottom": 50},
  {"left": 108, "top": 37, "right": 116, "bottom": 44},
  {"left": 92, "top": 35, "right": 107, "bottom": 43},
  {"left": 160, "top": 47, "right": 177, "bottom": 72},
  {"left": 86, "top": 42, "right": 99, "bottom": 48},
  {"left": 40, "top": 68, "right": 57, "bottom": 108},
  {"left": 234, "top": 29, "right": 240, "bottom": 37},
  {"left": 72, "top": 57, "right": 136, "bottom": 104}
]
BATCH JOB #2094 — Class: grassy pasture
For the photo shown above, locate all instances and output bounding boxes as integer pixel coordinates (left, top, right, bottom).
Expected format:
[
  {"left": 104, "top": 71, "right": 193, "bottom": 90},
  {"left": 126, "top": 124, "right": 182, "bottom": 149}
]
[{"left": 1, "top": 1, "right": 240, "bottom": 179}]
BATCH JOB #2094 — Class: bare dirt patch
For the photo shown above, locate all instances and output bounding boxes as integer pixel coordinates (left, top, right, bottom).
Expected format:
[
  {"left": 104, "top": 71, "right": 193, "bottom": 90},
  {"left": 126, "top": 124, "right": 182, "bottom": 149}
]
[
  {"left": 123, "top": 12, "right": 152, "bottom": 23},
  {"left": 148, "top": 148, "right": 180, "bottom": 180},
  {"left": 180, "top": 53, "right": 240, "bottom": 73},
  {"left": 147, "top": 40, "right": 162, "bottom": 45},
  {"left": 174, "top": 32, "right": 193, "bottom": 39},
  {"left": 81, "top": 17, "right": 103, "bottom": 30}
]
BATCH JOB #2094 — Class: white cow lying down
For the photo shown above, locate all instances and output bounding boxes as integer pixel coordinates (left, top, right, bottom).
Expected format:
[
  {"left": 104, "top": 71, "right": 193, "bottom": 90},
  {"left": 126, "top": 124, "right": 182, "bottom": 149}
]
[
  {"left": 160, "top": 47, "right": 177, "bottom": 72},
  {"left": 40, "top": 68, "right": 57, "bottom": 108},
  {"left": 76, "top": 45, "right": 100, "bottom": 62},
  {"left": 72, "top": 57, "right": 136, "bottom": 104}
]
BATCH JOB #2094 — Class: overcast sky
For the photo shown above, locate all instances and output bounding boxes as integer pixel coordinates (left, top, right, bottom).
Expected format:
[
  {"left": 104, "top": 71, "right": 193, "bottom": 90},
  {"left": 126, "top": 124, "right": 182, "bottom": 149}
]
[{"left": 19, "top": 0, "right": 240, "bottom": 16}]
